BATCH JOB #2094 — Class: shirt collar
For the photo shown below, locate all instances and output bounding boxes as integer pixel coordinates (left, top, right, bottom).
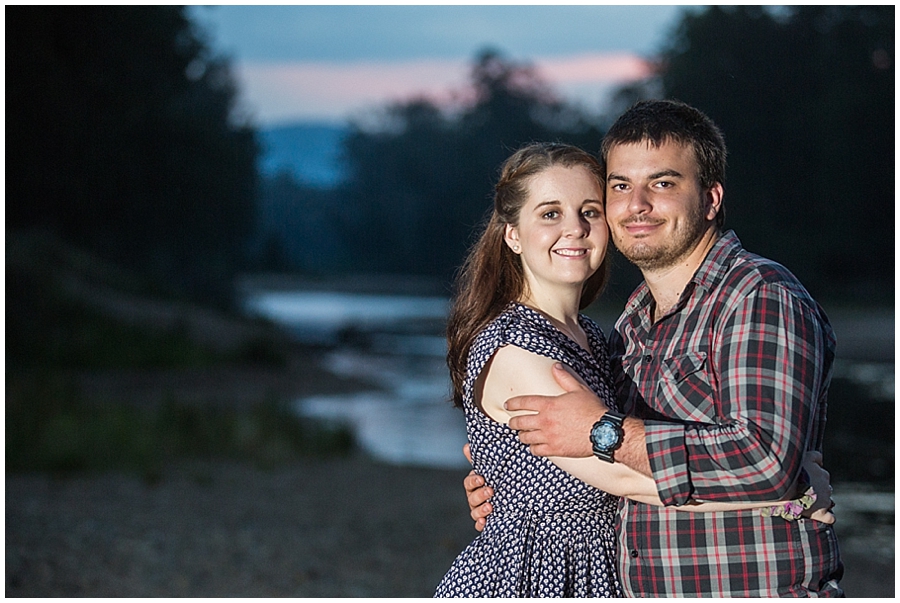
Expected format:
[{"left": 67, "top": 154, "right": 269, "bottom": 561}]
[{"left": 622, "top": 230, "right": 744, "bottom": 319}]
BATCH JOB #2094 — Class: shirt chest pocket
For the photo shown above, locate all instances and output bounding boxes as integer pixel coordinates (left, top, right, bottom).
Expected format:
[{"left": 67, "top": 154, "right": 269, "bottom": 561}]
[{"left": 655, "top": 352, "right": 718, "bottom": 423}]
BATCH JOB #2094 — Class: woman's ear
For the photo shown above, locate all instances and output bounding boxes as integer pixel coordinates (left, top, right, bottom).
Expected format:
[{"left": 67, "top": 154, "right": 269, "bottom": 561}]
[{"left": 504, "top": 224, "right": 521, "bottom": 253}]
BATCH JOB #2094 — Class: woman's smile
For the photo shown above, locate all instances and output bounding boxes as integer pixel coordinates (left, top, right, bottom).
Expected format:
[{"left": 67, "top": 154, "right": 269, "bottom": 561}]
[{"left": 553, "top": 247, "right": 590, "bottom": 258}]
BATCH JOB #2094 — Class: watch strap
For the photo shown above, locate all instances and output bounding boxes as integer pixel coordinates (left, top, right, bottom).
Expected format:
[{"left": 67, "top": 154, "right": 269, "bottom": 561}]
[{"left": 591, "top": 411, "right": 625, "bottom": 463}]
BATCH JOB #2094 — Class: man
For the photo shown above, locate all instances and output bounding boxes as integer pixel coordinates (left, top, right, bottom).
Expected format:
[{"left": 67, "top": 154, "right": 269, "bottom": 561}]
[{"left": 464, "top": 99, "right": 843, "bottom": 596}]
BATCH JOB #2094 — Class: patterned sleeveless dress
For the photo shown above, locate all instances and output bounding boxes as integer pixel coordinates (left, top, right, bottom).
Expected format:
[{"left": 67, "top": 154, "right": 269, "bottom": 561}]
[{"left": 435, "top": 303, "right": 622, "bottom": 598}]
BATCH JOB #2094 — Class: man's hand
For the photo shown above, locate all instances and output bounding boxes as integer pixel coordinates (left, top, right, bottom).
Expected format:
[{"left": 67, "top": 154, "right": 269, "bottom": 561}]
[
  {"left": 506, "top": 363, "right": 608, "bottom": 458},
  {"left": 462, "top": 444, "right": 493, "bottom": 532}
]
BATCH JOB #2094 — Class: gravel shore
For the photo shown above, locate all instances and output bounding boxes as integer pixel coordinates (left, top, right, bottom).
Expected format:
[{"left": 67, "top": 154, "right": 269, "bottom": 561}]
[
  {"left": 6, "top": 457, "right": 473, "bottom": 597},
  {"left": 6, "top": 455, "right": 893, "bottom": 598}
]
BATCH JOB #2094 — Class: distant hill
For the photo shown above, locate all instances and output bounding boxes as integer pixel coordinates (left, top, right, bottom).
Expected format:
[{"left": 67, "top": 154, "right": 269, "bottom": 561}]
[{"left": 257, "top": 122, "right": 349, "bottom": 188}]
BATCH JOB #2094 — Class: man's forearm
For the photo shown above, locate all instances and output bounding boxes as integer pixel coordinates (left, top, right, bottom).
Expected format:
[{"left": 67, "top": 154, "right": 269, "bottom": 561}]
[{"left": 616, "top": 416, "right": 652, "bottom": 477}]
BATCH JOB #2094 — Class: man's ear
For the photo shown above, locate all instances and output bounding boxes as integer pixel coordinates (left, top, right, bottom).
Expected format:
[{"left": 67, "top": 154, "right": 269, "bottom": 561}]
[
  {"left": 504, "top": 223, "right": 521, "bottom": 253},
  {"left": 704, "top": 182, "right": 724, "bottom": 222}
]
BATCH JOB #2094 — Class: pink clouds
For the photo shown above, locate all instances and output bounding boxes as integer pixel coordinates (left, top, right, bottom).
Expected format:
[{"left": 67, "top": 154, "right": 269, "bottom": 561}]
[
  {"left": 535, "top": 53, "right": 654, "bottom": 85},
  {"left": 234, "top": 52, "right": 653, "bottom": 125},
  {"left": 235, "top": 58, "right": 469, "bottom": 123}
]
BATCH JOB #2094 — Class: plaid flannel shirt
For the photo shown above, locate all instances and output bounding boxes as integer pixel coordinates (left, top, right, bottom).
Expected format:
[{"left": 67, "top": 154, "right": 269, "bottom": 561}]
[{"left": 609, "top": 231, "right": 843, "bottom": 597}]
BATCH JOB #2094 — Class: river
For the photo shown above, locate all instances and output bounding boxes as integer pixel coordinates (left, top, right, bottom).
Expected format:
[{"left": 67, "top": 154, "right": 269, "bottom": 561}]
[
  {"left": 243, "top": 288, "right": 469, "bottom": 468},
  {"left": 241, "top": 288, "right": 894, "bottom": 480}
]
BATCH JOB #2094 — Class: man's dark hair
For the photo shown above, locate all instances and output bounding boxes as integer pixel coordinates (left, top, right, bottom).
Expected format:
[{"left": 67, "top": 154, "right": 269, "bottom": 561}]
[{"left": 601, "top": 99, "right": 727, "bottom": 228}]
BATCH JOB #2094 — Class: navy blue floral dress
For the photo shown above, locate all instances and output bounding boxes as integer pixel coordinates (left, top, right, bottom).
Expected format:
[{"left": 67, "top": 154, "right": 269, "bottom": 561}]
[{"left": 435, "top": 303, "right": 622, "bottom": 598}]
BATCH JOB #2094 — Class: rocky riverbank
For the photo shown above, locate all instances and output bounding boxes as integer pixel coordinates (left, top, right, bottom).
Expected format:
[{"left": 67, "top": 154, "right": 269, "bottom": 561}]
[{"left": 5, "top": 455, "right": 893, "bottom": 597}]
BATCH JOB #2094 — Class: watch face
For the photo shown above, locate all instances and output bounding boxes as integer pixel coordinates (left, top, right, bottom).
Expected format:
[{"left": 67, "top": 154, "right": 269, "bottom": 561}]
[{"left": 593, "top": 422, "right": 618, "bottom": 451}]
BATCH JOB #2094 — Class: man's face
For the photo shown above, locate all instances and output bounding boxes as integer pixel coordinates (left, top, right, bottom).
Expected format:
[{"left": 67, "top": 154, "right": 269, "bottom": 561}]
[{"left": 604, "top": 140, "right": 720, "bottom": 272}]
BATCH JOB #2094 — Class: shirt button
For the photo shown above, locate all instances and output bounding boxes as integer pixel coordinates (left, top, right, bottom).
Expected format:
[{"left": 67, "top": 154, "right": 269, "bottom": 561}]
[
  {"left": 630, "top": 549, "right": 639, "bottom": 558},
  {"left": 643, "top": 354, "right": 652, "bottom": 363}
]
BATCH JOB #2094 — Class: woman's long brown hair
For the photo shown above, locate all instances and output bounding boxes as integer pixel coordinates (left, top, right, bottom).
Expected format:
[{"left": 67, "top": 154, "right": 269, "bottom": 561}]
[{"left": 446, "top": 142, "right": 610, "bottom": 407}]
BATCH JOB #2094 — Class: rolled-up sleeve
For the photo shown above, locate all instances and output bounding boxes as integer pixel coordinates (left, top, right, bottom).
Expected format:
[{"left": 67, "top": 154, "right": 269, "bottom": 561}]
[{"left": 645, "top": 284, "right": 828, "bottom": 506}]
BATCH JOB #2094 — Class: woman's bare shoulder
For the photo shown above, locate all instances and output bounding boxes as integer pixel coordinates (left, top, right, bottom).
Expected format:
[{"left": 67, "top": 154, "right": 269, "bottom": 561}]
[{"left": 477, "top": 344, "right": 568, "bottom": 424}]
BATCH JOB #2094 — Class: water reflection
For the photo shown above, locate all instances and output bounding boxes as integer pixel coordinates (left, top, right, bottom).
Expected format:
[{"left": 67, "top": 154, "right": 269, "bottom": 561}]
[
  {"left": 833, "top": 360, "right": 894, "bottom": 401},
  {"left": 244, "top": 289, "right": 894, "bottom": 476},
  {"left": 243, "top": 290, "right": 468, "bottom": 469},
  {"left": 243, "top": 290, "right": 449, "bottom": 346},
  {"left": 296, "top": 349, "right": 469, "bottom": 469}
]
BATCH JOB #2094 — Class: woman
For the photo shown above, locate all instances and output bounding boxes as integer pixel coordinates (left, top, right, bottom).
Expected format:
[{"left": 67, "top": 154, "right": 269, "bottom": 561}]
[{"left": 434, "top": 143, "right": 830, "bottom": 598}]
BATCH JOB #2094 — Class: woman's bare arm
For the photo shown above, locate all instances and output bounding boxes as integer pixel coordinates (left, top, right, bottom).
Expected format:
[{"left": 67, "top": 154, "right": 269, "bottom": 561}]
[{"left": 479, "top": 345, "right": 659, "bottom": 499}]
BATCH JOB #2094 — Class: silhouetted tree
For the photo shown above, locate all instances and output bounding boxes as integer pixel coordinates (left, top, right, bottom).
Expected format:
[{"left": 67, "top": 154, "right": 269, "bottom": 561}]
[
  {"left": 6, "top": 6, "right": 259, "bottom": 297},
  {"left": 338, "top": 49, "right": 605, "bottom": 282},
  {"left": 648, "top": 5, "right": 894, "bottom": 301},
  {"left": 253, "top": 172, "right": 351, "bottom": 273}
]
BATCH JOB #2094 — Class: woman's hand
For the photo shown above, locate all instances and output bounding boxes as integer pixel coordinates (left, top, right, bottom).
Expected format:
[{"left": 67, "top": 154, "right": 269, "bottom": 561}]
[
  {"left": 462, "top": 444, "right": 493, "bottom": 532},
  {"left": 801, "top": 451, "right": 836, "bottom": 524}
]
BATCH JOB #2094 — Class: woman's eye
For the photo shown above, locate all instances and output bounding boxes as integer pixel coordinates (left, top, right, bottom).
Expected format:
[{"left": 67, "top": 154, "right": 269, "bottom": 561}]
[
  {"left": 542, "top": 210, "right": 560, "bottom": 220},
  {"left": 582, "top": 208, "right": 602, "bottom": 219}
]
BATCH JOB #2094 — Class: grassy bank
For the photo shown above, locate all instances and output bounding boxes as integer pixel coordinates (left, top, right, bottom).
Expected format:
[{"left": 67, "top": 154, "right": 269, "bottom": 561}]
[
  {"left": 6, "top": 373, "right": 352, "bottom": 480},
  {"left": 6, "top": 234, "right": 354, "bottom": 478}
]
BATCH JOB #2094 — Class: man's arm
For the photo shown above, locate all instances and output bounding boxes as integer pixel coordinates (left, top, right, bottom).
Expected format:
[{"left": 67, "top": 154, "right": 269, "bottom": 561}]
[
  {"left": 483, "top": 347, "right": 663, "bottom": 498},
  {"left": 506, "top": 363, "right": 652, "bottom": 476},
  {"left": 643, "top": 286, "right": 828, "bottom": 504},
  {"left": 509, "top": 286, "right": 831, "bottom": 506},
  {"left": 499, "top": 361, "right": 837, "bottom": 516}
]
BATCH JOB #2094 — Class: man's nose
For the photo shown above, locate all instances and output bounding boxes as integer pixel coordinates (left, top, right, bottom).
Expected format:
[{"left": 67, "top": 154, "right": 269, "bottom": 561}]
[{"left": 627, "top": 188, "right": 652, "bottom": 214}]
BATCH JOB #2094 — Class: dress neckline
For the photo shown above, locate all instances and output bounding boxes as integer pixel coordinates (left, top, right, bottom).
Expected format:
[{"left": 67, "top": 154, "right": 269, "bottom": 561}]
[{"left": 508, "top": 302, "right": 602, "bottom": 366}]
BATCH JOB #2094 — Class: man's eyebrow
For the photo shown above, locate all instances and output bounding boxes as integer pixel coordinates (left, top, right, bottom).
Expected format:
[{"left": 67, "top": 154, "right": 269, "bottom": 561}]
[
  {"left": 649, "top": 169, "right": 684, "bottom": 180},
  {"left": 607, "top": 169, "right": 684, "bottom": 182}
]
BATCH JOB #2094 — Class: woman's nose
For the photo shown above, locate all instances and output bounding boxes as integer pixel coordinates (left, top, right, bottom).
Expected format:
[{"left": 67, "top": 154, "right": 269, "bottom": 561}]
[{"left": 563, "top": 213, "right": 588, "bottom": 237}]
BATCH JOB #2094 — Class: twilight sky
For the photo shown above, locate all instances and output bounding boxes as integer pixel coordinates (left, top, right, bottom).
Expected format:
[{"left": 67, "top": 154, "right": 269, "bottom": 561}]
[{"left": 189, "top": 5, "right": 695, "bottom": 126}]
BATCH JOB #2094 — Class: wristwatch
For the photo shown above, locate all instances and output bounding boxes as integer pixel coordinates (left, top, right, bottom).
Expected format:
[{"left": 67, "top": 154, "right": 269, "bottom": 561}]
[{"left": 590, "top": 411, "right": 625, "bottom": 463}]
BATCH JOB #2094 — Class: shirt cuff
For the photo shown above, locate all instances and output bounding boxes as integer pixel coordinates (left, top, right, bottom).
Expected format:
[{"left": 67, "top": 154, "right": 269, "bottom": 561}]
[{"left": 644, "top": 419, "right": 692, "bottom": 506}]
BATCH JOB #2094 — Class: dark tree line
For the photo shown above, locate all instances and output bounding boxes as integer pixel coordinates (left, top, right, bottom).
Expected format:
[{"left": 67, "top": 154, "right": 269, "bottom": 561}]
[
  {"left": 6, "top": 6, "right": 258, "bottom": 298},
  {"left": 653, "top": 5, "right": 894, "bottom": 301},
  {"left": 269, "top": 6, "right": 892, "bottom": 303},
  {"left": 338, "top": 50, "right": 607, "bottom": 280},
  {"left": 8, "top": 6, "right": 892, "bottom": 305},
  {"left": 260, "top": 51, "right": 615, "bottom": 292}
]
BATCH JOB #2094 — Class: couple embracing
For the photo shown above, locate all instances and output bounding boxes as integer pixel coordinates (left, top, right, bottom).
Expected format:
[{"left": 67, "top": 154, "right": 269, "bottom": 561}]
[{"left": 435, "top": 100, "right": 843, "bottom": 598}]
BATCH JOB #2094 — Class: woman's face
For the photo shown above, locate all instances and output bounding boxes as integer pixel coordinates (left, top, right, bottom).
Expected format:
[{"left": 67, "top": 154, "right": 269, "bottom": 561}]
[{"left": 504, "top": 164, "right": 608, "bottom": 298}]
